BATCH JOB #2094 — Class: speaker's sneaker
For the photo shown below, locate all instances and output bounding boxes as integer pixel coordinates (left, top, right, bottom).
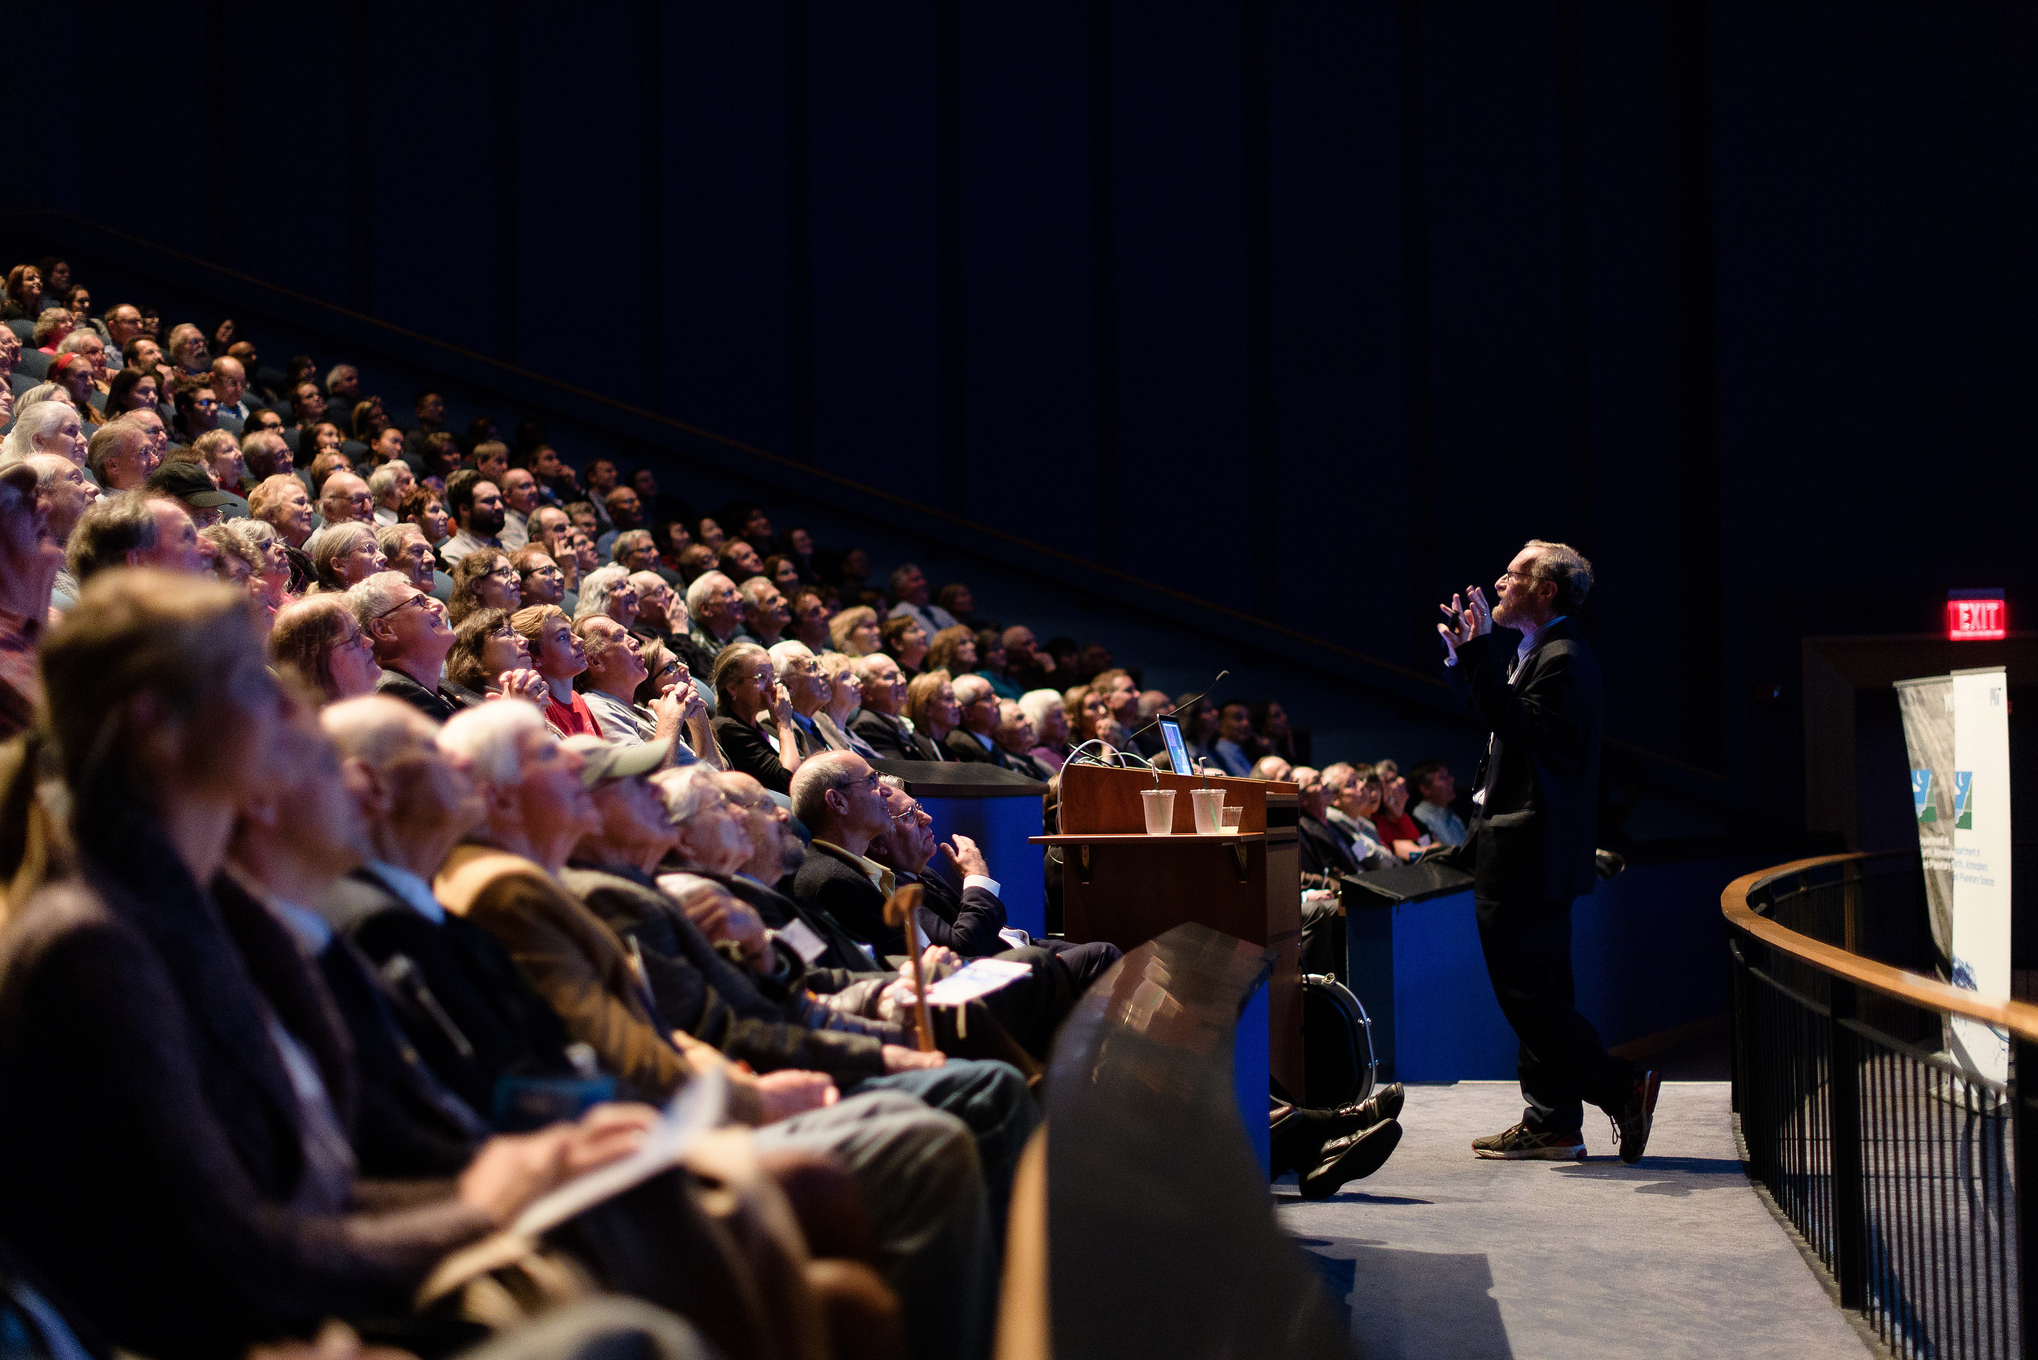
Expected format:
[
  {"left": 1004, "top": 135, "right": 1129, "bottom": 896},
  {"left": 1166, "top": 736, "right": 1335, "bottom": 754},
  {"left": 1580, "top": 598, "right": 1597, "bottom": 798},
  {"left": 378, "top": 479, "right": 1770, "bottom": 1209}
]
[
  {"left": 1611, "top": 1071, "right": 1664, "bottom": 1165},
  {"left": 1471, "top": 1122, "right": 1586, "bottom": 1160}
]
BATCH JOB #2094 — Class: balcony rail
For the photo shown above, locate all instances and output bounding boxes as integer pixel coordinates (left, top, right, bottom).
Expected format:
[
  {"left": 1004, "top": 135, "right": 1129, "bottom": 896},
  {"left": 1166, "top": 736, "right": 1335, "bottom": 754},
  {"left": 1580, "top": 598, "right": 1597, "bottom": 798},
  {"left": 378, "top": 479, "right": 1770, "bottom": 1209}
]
[{"left": 1724, "top": 851, "right": 2038, "bottom": 1359}]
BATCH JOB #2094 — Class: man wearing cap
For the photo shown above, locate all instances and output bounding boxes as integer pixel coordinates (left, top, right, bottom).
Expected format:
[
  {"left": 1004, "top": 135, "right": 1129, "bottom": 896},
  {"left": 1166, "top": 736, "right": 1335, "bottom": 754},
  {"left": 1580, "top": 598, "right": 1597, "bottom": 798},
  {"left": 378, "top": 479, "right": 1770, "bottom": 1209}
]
[{"left": 145, "top": 460, "right": 242, "bottom": 530}]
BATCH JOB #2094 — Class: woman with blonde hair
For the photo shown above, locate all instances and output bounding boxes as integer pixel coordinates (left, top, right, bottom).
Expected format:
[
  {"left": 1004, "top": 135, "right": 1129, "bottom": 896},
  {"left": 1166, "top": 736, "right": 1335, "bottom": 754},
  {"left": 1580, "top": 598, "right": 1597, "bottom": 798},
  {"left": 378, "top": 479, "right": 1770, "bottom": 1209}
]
[
  {"left": 880, "top": 615, "right": 929, "bottom": 680},
  {"left": 905, "top": 669, "right": 960, "bottom": 757},
  {"left": 923, "top": 624, "right": 977, "bottom": 678},
  {"left": 826, "top": 603, "right": 881, "bottom": 657}
]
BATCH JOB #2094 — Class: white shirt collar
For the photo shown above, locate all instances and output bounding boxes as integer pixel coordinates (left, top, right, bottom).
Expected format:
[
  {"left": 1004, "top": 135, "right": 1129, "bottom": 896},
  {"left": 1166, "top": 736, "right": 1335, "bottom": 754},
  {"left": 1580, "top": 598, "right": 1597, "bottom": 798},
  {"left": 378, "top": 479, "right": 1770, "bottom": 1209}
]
[{"left": 369, "top": 859, "right": 446, "bottom": 924}]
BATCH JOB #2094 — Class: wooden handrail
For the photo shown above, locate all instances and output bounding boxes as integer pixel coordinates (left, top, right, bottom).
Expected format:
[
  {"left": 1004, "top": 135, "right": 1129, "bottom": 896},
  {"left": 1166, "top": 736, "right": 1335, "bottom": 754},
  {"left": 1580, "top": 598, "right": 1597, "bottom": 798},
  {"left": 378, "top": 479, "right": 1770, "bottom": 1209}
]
[{"left": 1722, "top": 852, "right": 2038, "bottom": 1043}]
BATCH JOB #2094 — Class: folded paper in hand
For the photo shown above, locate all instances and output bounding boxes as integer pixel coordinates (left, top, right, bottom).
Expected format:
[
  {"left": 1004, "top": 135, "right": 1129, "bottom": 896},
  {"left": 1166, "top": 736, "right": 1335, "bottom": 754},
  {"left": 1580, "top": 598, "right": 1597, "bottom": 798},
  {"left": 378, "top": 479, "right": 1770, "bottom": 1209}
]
[{"left": 921, "top": 958, "right": 1032, "bottom": 1007}]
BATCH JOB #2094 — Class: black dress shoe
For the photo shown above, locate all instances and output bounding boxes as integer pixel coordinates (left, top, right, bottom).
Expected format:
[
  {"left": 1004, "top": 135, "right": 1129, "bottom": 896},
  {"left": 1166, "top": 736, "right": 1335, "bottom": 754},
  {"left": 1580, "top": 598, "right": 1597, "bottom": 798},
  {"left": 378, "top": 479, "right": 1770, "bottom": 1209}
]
[
  {"left": 1299, "top": 1119, "right": 1403, "bottom": 1200},
  {"left": 1320, "top": 1082, "right": 1406, "bottom": 1142}
]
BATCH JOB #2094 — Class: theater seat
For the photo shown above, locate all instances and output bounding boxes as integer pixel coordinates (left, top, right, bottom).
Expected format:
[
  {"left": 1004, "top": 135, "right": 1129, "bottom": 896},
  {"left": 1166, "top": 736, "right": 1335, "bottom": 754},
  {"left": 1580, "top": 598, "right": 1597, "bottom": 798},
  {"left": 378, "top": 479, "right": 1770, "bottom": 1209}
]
[
  {"left": 17, "top": 348, "right": 49, "bottom": 381},
  {"left": 4, "top": 319, "right": 30, "bottom": 341}
]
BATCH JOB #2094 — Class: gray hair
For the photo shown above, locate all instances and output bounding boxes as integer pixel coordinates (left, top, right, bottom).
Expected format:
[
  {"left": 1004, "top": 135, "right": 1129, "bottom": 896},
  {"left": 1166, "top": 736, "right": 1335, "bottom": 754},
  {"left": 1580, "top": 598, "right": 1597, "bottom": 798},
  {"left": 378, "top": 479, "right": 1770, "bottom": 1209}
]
[
  {"left": 324, "top": 364, "right": 357, "bottom": 393},
  {"left": 10, "top": 383, "right": 72, "bottom": 418},
  {"left": 1, "top": 401, "right": 78, "bottom": 463},
  {"left": 654, "top": 764, "right": 725, "bottom": 825},
  {"left": 54, "top": 329, "right": 102, "bottom": 357},
  {"left": 438, "top": 700, "right": 548, "bottom": 788},
  {"left": 206, "top": 519, "right": 265, "bottom": 571},
  {"left": 609, "top": 528, "right": 654, "bottom": 563},
  {"left": 789, "top": 751, "right": 866, "bottom": 831},
  {"left": 572, "top": 612, "right": 631, "bottom": 667},
  {"left": 345, "top": 569, "right": 416, "bottom": 630},
  {"left": 67, "top": 491, "right": 158, "bottom": 581},
  {"left": 684, "top": 570, "right": 734, "bottom": 621},
  {"left": 30, "top": 308, "right": 72, "bottom": 348},
  {"left": 1520, "top": 539, "right": 1595, "bottom": 613},
  {"left": 310, "top": 521, "right": 378, "bottom": 585},
  {"left": 951, "top": 673, "right": 993, "bottom": 706},
  {"left": 767, "top": 640, "right": 815, "bottom": 673},
  {"left": 366, "top": 462, "right": 408, "bottom": 499},
  {"left": 1017, "top": 688, "right": 1064, "bottom": 730},
  {"left": 574, "top": 564, "right": 630, "bottom": 621}
]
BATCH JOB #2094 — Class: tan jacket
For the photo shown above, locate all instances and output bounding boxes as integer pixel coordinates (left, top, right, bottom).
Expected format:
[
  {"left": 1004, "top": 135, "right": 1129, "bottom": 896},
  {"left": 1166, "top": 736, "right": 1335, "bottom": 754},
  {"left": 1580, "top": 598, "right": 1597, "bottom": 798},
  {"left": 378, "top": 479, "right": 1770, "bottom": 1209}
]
[{"left": 435, "top": 843, "right": 762, "bottom": 1123}]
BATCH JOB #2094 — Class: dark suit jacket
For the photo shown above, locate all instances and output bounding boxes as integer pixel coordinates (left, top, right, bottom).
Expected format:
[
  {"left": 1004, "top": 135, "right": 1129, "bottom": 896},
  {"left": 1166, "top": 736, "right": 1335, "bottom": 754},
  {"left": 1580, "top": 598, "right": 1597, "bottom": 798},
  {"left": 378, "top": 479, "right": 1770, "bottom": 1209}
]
[
  {"left": 943, "top": 727, "right": 1008, "bottom": 767},
  {"left": 563, "top": 864, "right": 887, "bottom": 1082},
  {"left": 716, "top": 871, "right": 887, "bottom": 981},
  {"left": 320, "top": 865, "right": 579, "bottom": 1117},
  {"left": 902, "top": 867, "right": 1010, "bottom": 957},
  {"left": 791, "top": 842, "right": 1001, "bottom": 958},
  {"left": 848, "top": 708, "right": 937, "bottom": 761},
  {"left": 0, "top": 854, "right": 490, "bottom": 1359},
  {"left": 1297, "top": 813, "right": 1361, "bottom": 880},
  {"left": 375, "top": 666, "right": 459, "bottom": 723},
  {"left": 1446, "top": 618, "right": 1603, "bottom": 902},
  {"left": 710, "top": 715, "right": 822, "bottom": 794}
]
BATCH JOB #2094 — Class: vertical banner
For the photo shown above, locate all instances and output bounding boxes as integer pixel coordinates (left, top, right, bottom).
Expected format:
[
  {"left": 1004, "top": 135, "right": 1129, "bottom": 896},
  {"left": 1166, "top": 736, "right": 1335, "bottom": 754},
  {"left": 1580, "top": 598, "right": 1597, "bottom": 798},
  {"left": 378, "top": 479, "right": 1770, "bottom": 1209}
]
[
  {"left": 1949, "top": 666, "right": 2012, "bottom": 1085},
  {"left": 1895, "top": 676, "right": 1957, "bottom": 982}
]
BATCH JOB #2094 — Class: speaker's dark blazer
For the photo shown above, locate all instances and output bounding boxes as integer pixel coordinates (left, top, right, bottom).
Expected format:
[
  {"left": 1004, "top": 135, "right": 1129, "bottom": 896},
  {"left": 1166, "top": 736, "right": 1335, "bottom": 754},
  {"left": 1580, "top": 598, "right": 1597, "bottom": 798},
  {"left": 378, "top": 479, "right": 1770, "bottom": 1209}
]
[
  {"left": 0, "top": 858, "right": 490, "bottom": 1360},
  {"left": 1446, "top": 618, "right": 1603, "bottom": 902}
]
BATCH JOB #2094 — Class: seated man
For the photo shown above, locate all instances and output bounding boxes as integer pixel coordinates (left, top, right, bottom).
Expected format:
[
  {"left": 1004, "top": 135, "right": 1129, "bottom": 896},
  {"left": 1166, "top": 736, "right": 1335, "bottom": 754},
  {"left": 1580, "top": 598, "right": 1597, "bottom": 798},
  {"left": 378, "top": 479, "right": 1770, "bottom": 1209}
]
[
  {"left": 739, "top": 576, "right": 790, "bottom": 647},
  {"left": 866, "top": 779, "right": 1121, "bottom": 991},
  {"left": 572, "top": 613, "right": 711, "bottom": 762},
  {"left": 943, "top": 674, "right": 1012, "bottom": 767},
  {"left": 67, "top": 493, "right": 207, "bottom": 582},
  {"left": 1321, "top": 762, "right": 1395, "bottom": 869},
  {"left": 1406, "top": 758, "right": 1469, "bottom": 847},
  {"left": 684, "top": 570, "right": 749, "bottom": 658},
  {"left": 430, "top": 704, "right": 1000, "bottom": 1360},
  {"left": 847, "top": 653, "right": 933, "bottom": 760},
  {"left": 1293, "top": 767, "right": 1361, "bottom": 883},
  {"left": 559, "top": 743, "right": 1035, "bottom": 1203},
  {"left": 85, "top": 417, "right": 159, "bottom": 492},
  {"left": 440, "top": 469, "right": 506, "bottom": 567},
  {"left": 1210, "top": 700, "right": 1260, "bottom": 777},
  {"left": 351, "top": 570, "right": 462, "bottom": 721}
]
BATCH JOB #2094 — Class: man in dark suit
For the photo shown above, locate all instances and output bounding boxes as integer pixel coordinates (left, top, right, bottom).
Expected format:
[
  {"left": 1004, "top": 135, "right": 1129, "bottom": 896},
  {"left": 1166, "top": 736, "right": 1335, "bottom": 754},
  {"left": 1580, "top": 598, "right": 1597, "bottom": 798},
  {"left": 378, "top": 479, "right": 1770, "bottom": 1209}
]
[
  {"left": 848, "top": 653, "right": 937, "bottom": 760},
  {"left": 1438, "top": 539, "right": 1659, "bottom": 1164},
  {"left": 356, "top": 572, "right": 464, "bottom": 723},
  {"left": 943, "top": 675, "right": 1014, "bottom": 767}
]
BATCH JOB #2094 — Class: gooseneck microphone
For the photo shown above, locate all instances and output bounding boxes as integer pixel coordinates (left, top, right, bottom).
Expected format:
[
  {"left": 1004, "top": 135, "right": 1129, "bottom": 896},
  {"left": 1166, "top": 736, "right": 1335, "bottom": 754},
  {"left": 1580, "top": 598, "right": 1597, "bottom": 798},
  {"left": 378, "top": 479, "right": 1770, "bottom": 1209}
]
[{"left": 1120, "top": 668, "right": 1230, "bottom": 749}]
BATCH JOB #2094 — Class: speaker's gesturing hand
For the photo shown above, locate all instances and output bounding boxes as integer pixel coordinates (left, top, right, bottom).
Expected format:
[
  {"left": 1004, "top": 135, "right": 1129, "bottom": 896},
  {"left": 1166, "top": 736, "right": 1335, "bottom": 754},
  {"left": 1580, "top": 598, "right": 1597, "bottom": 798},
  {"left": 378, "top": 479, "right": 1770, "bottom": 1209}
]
[{"left": 1436, "top": 585, "right": 1494, "bottom": 660}]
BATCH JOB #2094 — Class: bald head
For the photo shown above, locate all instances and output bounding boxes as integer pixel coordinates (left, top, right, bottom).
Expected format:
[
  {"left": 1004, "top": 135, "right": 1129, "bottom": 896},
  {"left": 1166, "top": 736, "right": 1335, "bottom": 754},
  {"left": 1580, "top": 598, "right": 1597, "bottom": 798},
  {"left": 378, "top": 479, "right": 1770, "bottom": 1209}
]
[
  {"left": 319, "top": 471, "right": 374, "bottom": 526},
  {"left": 321, "top": 694, "right": 439, "bottom": 767}
]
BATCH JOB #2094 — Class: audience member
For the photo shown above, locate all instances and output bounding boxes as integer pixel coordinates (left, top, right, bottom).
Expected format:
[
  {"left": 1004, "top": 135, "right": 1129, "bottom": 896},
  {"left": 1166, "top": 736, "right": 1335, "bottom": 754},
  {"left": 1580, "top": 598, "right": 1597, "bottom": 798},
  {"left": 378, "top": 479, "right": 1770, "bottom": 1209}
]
[
  {"left": 5, "top": 403, "right": 88, "bottom": 469},
  {"left": 943, "top": 674, "right": 1011, "bottom": 768},
  {"left": 684, "top": 571, "right": 749, "bottom": 657},
  {"left": 848, "top": 654, "right": 926, "bottom": 761},
  {"left": 739, "top": 577, "right": 791, "bottom": 648},
  {"left": 1251, "top": 754, "right": 1293, "bottom": 783},
  {"left": 905, "top": 671, "right": 960, "bottom": 761},
  {"left": 1017, "top": 688, "right": 1073, "bottom": 772},
  {"left": 886, "top": 563, "right": 956, "bottom": 636},
  {"left": 711, "top": 642, "right": 814, "bottom": 793},
  {"left": 441, "top": 470, "right": 506, "bottom": 566},
  {"left": 881, "top": 616, "right": 930, "bottom": 680},
  {"left": 1210, "top": 699, "right": 1261, "bottom": 776},
  {"left": 447, "top": 547, "right": 523, "bottom": 624},
  {"left": 513, "top": 603, "right": 604, "bottom": 737},
  {"left": 1407, "top": 759, "right": 1468, "bottom": 846},
  {"left": 309, "top": 521, "right": 388, "bottom": 593},
  {"left": 1321, "top": 763, "right": 1395, "bottom": 868},
  {"left": 829, "top": 604, "right": 882, "bottom": 657},
  {"left": 974, "top": 629, "right": 1022, "bottom": 699},
  {"left": 68, "top": 492, "right": 206, "bottom": 581},
  {"left": 924, "top": 625, "right": 976, "bottom": 679},
  {"left": 146, "top": 460, "right": 240, "bottom": 531},
  {"left": 816, "top": 652, "right": 883, "bottom": 760},
  {"left": 272, "top": 594, "right": 384, "bottom": 701},
  {"left": 22, "top": 454, "right": 97, "bottom": 611},
  {"left": 992, "top": 699, "right": 1056, "bottom": 779},
  {"left": 0, "top": 464, "right": 58, "bottom": 736},
  {"left": 354, "top": 571, "right": 461, "bottom": 720},
  {"left": 442, "top": 607, "right": 548, "bottom": 706},
  {"left": 1371, "top": 766, "right": 1433, "bottom": 860},
  {"left": 368, "top": 460, "right": 414, "bottom": 526}
]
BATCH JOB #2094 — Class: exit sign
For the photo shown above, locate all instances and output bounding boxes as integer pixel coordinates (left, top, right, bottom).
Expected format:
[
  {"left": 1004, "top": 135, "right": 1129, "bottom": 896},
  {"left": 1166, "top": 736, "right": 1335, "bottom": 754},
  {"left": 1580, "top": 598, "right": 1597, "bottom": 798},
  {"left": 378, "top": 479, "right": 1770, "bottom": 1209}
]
[{"left": 1947, "top": 590, "right": 2007, "bottom": 642}]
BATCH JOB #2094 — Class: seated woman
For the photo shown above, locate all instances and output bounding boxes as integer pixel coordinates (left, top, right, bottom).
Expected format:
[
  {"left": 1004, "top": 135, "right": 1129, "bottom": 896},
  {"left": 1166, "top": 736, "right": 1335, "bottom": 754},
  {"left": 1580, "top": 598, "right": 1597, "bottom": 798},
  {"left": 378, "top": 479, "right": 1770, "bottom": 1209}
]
[
  {"left": 772, "top": 525, "right": 822, "bottom": 584},
  {"left": 1063, "top": 684, "right": 1126, "bottom": 761},
  {"left": 923, "top": 625, "right": 976, "bottom": 680},
  {"left": 880, "top": 616, "right": 930, "bottom": 682},
  {"left": 510, "top": 543, "right": 568, "bottom": 608},
  {"left": 225, "top": 517, "right": 297, "bottom": 613},
  {"left": 904, "top": 670, "right": 960, "bottom": 761},
  {"left": 760, "top": 553, "right": 804, "bottom": 597},
  {"left": 104, "top": 366, "right": 161, "bottom": 419},
  {"left": 295, "top": 419, "right": 346, "bottom": 468},
  {"left": 827, "top": 604, "right": 882, "bottom": 659},
  {"left": 270, "top": 593, "right": 383, "bottom": 701},
  {"left": 446, "top": 547, "right": 522, "bottom": 624},
  {"left": 813, "top": 652, "right": 880, "bottom": 759},
  {"left": 709, "top": 642, "right": 811, "bottom": 793},
  {"left": 30, "top": 307, "right": 73, "bottom": 354},
  {"left": 308, "top": 521, "right": 387, "bottom": 594},
  {"left": 513, "top": 603, "right": 603, "bottom": 737},
  {"left": 442, "top": 607, "right": 547, "bottom": 707},
  {"left": 0, "top": 401, "right": 85, "bottom": 467},
  {"left": 1018, "top": 688, "right": 1074, "bottom": 772}
]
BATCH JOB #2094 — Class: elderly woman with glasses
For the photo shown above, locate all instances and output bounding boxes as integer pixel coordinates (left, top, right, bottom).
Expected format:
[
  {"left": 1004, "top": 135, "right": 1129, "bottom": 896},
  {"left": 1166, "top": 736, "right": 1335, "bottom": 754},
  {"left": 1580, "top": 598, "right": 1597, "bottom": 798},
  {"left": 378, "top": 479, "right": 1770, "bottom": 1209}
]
[
  {"left": 446, "top": 547, "right": 522, "bottom": 624},
  {"left": 308, "top": 521, "right": 387, "bottom": 593},
  {"left": 441, "top": 607, "right": 548, "bottom": 707}
]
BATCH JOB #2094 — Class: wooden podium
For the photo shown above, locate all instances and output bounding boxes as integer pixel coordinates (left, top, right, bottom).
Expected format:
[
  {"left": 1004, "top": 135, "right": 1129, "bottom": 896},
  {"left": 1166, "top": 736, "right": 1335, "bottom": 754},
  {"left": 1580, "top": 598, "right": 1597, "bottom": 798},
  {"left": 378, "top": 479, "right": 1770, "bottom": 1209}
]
[{"left": 1032, "top": 762, "right": 1302, "bottom": 1095}]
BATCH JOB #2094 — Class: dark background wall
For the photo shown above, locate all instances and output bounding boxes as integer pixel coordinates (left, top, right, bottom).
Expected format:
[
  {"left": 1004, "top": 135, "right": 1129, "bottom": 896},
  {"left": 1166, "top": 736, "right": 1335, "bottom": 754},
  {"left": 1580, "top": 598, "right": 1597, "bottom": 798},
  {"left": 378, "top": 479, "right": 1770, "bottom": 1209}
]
[{"left": 27, "top": 0, "right": 2038, "bottom": 828}]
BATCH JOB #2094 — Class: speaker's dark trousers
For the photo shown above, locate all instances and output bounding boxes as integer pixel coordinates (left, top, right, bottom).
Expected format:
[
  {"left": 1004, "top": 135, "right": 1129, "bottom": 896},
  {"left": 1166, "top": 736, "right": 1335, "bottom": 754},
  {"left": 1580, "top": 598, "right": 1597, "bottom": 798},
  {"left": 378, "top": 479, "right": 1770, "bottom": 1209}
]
[{"left": 1475, "top": 894, "right": 1638, "bottom": 1133}]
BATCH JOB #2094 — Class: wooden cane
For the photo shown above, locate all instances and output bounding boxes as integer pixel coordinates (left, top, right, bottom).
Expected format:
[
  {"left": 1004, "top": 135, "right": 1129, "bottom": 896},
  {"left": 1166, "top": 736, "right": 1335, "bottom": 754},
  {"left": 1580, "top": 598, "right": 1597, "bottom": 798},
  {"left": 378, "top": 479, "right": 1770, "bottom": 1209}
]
[{"left": 882, "top": 884, "right": 935, "bottom": 1052}]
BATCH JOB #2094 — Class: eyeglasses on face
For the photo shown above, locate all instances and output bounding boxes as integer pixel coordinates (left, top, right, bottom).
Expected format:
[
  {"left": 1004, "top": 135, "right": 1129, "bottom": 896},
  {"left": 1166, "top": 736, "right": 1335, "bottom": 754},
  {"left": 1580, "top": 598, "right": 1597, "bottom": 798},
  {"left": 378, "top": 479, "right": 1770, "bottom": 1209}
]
[{"left": 374, "top": 592, "right": 431, "bottom": 621}]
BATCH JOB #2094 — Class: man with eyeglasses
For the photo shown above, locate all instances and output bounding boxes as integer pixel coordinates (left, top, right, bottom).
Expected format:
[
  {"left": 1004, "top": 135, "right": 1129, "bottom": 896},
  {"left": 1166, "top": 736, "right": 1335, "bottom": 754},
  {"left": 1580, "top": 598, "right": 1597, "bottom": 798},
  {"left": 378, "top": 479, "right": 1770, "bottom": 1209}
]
[
  {"left": 352, "top": 570, "right": 461, "bottom": 721},
  {"left": 1437, "top": 539, "right": 1660, "bottom": 1165}
]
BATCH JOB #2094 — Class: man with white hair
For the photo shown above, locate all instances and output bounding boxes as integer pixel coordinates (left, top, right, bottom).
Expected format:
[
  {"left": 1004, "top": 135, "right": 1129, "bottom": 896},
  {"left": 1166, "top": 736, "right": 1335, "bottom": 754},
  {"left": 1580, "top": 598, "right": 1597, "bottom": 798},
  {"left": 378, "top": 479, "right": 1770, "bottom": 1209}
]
[
  {"left": 572, "top": 613, "right": 711, "bottom": 763},
  {"left": 367, "top": 461, "right": 413, "bottom": 527},
  {"left": 433, "top": 707, "right": 1003, "bottom": 1360},
  {"left": 992, "top": 699, "right": 1055, "bottom": 780},
  {"left": 572, "top": 564, "right": 638, "bottom": 629},
  {"left": 766, "top": 640, "right": 833, "bottom": 755},
  {"left": 352, "top": 570, "right": 460, "bottom": 721},
  {"left": 885, "top": 563, "right": 957, "bottom": 635},
  {"left": 25, "top": 454, "right": 99, "bottom": 611},
  {"left": 684, "top": 570, "right": 748, "bottom": 658},
  {"left": 848, "top": 653, "right": 933, "bottom": 761},
  {"left": 739, "top": 577, "right": 790, "bottom": 648},
  {"left": 210, "top": 354, "right": 254, "bottom": 425},
  {"left": 85, "top": 419, "right": 158, "bottom": 492}
]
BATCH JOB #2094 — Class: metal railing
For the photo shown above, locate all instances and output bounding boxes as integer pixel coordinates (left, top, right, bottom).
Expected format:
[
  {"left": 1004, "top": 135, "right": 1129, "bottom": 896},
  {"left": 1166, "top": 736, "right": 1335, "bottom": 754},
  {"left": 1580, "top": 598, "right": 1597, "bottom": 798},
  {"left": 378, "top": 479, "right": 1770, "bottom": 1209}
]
[{"left": 1725, "top": 852, "right": 2037, "bottom": 1359}]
